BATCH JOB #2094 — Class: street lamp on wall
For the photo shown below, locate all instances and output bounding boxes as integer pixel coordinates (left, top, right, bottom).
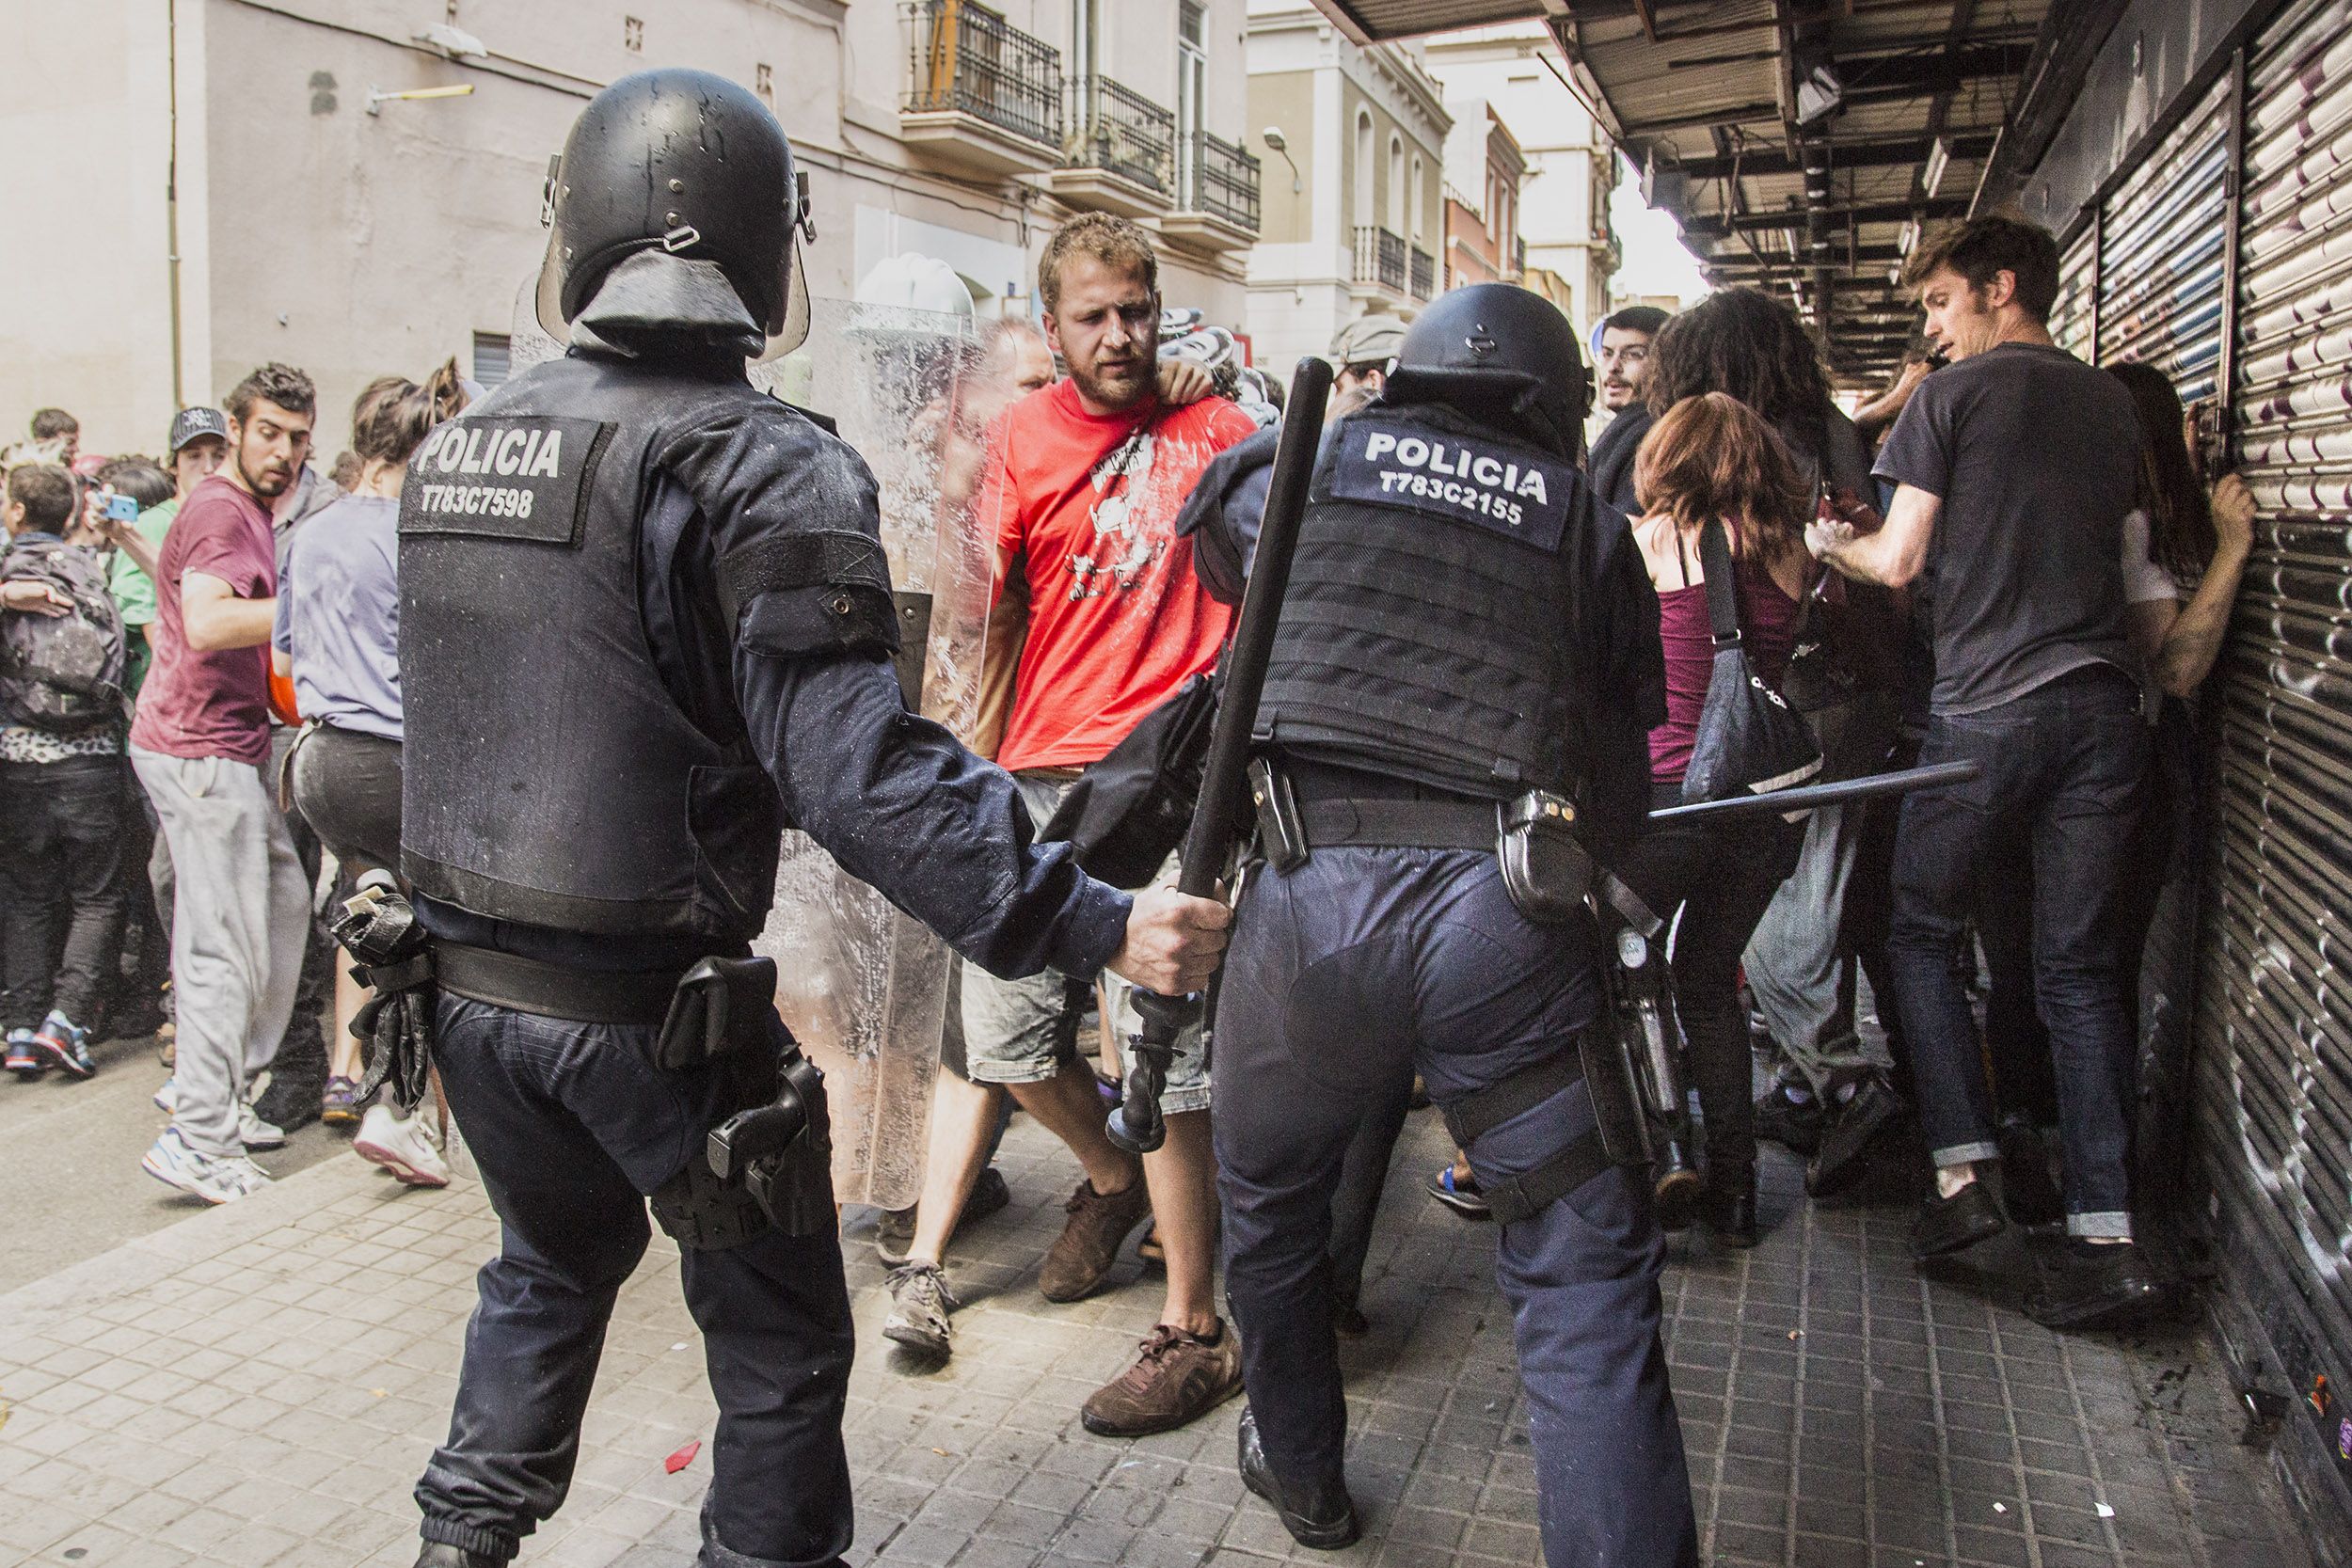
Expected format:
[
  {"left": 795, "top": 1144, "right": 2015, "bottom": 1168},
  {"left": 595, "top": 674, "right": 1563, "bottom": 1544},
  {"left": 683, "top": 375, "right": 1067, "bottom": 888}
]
[
  {"left": 367, "top": 83, "right": 477, "bottom": 116},
  {"left": 1262, "top": 126, "right": 1303, "bottom": 194}
]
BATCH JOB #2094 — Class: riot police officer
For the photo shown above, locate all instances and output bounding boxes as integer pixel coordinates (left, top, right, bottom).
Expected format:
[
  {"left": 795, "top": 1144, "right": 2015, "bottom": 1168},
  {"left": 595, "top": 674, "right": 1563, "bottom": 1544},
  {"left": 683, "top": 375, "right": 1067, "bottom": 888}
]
[
  {"left": 1212, "top": 283, "right": 1698, "bottom": 1566},
  {"left": 392, "top": 71, "right": 1227, "bottom": 1568}
]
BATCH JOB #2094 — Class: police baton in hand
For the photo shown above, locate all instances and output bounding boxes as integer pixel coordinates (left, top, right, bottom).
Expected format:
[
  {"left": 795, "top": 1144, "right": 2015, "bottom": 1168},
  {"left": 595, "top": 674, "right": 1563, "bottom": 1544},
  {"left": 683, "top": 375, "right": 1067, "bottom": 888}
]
[{"left": 1107, "top": 356, "right": 1335, "bottom": 1155}]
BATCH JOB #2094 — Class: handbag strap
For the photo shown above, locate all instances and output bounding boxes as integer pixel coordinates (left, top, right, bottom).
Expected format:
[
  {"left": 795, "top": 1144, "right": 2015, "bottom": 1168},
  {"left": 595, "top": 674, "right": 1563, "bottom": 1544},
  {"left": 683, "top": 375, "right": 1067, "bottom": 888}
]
[{"left": 1697, "top": 516, "right": 1745, "bottom": 649}]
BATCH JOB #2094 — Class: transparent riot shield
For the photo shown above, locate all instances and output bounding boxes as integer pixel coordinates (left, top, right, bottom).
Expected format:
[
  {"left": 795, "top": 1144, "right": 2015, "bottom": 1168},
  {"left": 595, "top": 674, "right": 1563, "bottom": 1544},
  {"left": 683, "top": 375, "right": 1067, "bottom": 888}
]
[
  {"left": 502, "top": 281, "right": 998, "bottom": 1211},
  {"left": 749, "top": 297, "right": 993, "bottom": 1212},
  {"left": 508, "top": 277, "right": 566, "bottom": 373}
]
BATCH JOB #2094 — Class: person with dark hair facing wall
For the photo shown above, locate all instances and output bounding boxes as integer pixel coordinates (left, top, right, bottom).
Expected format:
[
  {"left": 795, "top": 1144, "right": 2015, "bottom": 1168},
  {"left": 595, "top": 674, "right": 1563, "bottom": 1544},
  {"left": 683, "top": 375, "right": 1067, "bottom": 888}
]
[
  {"left": 1976, "top": 362, "right": 2259, "bottom": 1215},
  {"left": 277, "top": 361, "right": 470, "bottom": 1178},
  {"left": 131, "top": 362, "right": 319, "bottom": 1203},
  {"left": 1810, "top": 214, "right": 2162, "bottom": 1329}
]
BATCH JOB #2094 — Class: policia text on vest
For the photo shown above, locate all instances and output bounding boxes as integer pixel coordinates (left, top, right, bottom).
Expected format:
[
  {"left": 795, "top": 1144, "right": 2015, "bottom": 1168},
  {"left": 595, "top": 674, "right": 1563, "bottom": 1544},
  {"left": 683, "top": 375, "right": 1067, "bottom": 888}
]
[
  {"left": 1333, "top": 420, "right": 1570, "bottom": 541},
  {"left": 405, "top": 415, "right": 611, "bottom": 540}
]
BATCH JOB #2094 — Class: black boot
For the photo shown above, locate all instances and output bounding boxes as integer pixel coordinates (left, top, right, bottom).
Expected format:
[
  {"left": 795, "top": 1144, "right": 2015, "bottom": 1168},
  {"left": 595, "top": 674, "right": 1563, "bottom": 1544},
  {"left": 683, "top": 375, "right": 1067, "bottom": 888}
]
[
  {"left": 1806, "top": 1074, "right": 1905, "bottom": 1197},
  {"left": 1238, "top": 1406, "right": 1359, "bottom": 1549},
  {"left": 415, "top": 1545, "right": 503, "bottom": 1568},
  {"left": 2027, "top": 1240, "right": 2169, "bottom": 1330},
  {"left": 1910, "top": 1179, "right": 2006, "bottom": 1259},
  {"left": 1702, "top": 1164, "right": 1759, "bottom": 1248}
]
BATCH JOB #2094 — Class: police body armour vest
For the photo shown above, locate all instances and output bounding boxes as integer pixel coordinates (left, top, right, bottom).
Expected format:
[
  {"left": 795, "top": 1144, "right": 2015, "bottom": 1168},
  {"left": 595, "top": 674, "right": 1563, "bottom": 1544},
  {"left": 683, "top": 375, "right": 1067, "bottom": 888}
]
[
  {"left": 1259, "top": 407, "right": 1593, "bottom": 800},
  {"left": 398, "top": 356, "right": 783, "bottom": 942}
]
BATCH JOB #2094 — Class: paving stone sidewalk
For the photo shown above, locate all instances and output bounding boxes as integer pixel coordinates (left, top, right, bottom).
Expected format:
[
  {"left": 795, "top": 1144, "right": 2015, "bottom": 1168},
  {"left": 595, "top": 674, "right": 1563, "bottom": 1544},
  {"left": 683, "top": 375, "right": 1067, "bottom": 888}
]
[{"left": 0, "top": 1105, "right": 2312, "bottom": 1568}]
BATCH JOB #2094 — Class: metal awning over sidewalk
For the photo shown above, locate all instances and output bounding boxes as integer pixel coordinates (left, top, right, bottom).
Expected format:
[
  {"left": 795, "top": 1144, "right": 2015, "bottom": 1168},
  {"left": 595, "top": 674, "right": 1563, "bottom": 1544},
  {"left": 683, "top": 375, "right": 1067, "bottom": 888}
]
[{"left": 1311, "top": 1, "right": 2103, "bottom": 382}]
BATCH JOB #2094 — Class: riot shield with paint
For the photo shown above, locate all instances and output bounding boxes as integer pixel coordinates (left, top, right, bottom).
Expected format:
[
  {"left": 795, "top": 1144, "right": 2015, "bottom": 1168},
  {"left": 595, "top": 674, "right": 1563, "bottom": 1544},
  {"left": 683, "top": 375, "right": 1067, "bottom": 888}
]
[
  {"left": 747, "top": 295, "right": 998, "bottom": 1212},
  {"left": 506, "top": 275, "right": 1003, "bottom": 1209}
]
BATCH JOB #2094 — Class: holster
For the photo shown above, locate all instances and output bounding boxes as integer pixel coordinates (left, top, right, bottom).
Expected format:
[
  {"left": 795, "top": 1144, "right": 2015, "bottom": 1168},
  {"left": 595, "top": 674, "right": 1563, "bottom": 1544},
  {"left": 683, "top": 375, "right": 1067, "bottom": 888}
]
[
  {"left": 648, "top": 956, "right": 837, "bottom": 1246},
  {"left": 656, "top": 956, "right": 780, "bottom": 1069},
  {"left": 1496, "top": 790, "right": 1594, "bottom": 927}
]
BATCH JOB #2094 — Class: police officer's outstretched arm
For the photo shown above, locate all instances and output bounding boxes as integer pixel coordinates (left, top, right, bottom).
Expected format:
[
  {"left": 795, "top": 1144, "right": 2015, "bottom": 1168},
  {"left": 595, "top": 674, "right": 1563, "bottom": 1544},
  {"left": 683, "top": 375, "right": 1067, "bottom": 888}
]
[{"left": 660, "top": 404, "right": 1227, "bottom": 994}]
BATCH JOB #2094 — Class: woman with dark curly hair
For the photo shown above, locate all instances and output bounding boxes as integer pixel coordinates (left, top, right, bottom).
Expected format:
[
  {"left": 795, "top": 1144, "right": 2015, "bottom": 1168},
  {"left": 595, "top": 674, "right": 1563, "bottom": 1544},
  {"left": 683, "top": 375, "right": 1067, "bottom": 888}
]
[{"left": 1646, "top": 288, "right": 1907, "bottom": 1193}]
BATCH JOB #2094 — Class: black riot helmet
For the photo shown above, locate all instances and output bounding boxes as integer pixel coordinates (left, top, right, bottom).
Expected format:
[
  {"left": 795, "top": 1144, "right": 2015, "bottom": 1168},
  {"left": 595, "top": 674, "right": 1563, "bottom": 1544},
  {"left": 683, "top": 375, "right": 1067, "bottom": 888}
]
[
  {"left": 533, "top": 69, "right": 811, "bottom": 358},
  {"left": 1382, "top": 283, "right": 1592, "bottom": 458}
]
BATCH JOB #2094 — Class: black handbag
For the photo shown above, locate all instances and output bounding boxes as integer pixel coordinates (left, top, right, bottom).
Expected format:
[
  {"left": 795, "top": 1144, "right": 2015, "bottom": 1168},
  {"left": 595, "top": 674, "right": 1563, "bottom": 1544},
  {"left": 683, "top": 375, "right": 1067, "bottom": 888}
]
[
  {"left": 1039, "top": 669, "right": 1218, "bottom": 888},
  {"left": 1680, "top": 517, "right": 1822, "bottom": 805}
]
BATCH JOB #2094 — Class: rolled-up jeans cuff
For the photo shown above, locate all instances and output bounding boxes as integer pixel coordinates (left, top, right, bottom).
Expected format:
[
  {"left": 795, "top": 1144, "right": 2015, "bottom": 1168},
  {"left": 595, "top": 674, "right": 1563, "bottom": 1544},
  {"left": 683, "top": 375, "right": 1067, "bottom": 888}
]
[
  {"left": 2067, "top": 1211, "right": 2134, "bottom": 1241},
  {"left": 421, "top": 1518, "right": 517, "bottom": 1562},
  {"left": 1159, "top": 1081, "right": 1213, "bottom": 1116},
  {"left": 963, "top": 1058, "right": 1068, "bottom": 1088},
  {"left": 1931, "top": 1141, "right": 1999, "bottom": 1169}
]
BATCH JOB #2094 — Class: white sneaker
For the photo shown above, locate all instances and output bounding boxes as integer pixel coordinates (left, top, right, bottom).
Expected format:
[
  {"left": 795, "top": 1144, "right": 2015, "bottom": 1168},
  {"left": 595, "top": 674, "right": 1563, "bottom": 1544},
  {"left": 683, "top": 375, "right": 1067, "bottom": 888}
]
[
  {"left": 153, "top": 1076, "right": 177, "bottom": 1114},
  {"left": 141, "top": 1126, "right": 273, "bottom": 1205},
  {"left": 354, "top": 1103, "right": 451, "bottom": 1188},
  {"left": 238, "top": 1102, "right": 287, "bottom": 1151}
]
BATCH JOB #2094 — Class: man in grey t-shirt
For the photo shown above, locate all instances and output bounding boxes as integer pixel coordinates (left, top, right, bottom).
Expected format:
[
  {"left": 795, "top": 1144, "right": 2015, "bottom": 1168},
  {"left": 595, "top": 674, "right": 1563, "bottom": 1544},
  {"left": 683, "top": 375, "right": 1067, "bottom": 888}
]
[{"left": 1811, "top": 214, "right": 2158, "bottom": 1331}]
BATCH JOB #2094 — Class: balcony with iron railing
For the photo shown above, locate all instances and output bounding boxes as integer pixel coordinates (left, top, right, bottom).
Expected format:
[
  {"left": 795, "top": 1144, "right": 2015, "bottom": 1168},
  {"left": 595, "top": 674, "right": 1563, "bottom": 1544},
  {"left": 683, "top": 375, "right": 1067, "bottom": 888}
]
[
  {"left": 1353, "top": 225, "right": 1406, "bottom": 295},
  {"left": 1161, "top": 129, "right": 1263, "bottom": 255},
  {"left": 899, "top": 1, "right": 1063, "bottom": 178},
  {"left": 1409, "top": 245, "right": 1436, "bottom": 300},
  {"left": 1047, "top": 75, "right": 1177, "bottom": 217}
]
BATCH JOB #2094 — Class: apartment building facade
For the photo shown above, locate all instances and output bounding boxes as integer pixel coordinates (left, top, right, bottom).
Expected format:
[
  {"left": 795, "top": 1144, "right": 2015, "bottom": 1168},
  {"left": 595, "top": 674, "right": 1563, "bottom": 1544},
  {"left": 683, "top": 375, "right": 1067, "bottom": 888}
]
[
  {"left": 1421, "top": 21, "right": 1617, "bottom": 338},
  {"left": 1242, "top": 1, "right": 1448, "bottom": 380},
  {"left": 1439, "top": 99, "right": 1526, "bottom": 291},
  {"left": 3, "top": 0, "right": 1259, "bottom": 456}
]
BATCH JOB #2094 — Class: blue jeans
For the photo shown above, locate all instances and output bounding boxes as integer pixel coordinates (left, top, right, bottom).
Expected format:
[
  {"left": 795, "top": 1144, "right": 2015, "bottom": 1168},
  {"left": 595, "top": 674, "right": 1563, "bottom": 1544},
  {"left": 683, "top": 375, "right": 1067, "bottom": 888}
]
[
  {"left": 1214, "top": 846, "right": 1697, "bottom": 1568},
  {"left": 1890, "top": 667, "right": 2149, "bottom": 1238},
  {"left": 418, "top": 995, "right": 855, "bottom": 1567}
]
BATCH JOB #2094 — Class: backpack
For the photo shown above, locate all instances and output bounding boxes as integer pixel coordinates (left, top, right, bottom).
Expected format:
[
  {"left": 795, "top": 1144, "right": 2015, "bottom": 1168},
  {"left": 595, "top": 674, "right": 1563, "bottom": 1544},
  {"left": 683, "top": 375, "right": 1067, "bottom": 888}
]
[{"left": 0, "top": 535, "right": 128, "bottom": 732}]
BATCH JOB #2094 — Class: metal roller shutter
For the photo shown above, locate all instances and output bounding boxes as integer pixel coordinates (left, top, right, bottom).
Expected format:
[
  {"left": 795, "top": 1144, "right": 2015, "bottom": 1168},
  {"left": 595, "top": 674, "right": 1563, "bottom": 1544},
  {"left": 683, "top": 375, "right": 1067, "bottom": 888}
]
[
  {"left": 2050, "top": 220, "right": 2098, "bottom": 361},
  {"left": 2099, "top": 74, "right": 2234, "bottom": 402},
  {"left": 2202, "top": 0, "right": 2352, "bottom": 1515}
]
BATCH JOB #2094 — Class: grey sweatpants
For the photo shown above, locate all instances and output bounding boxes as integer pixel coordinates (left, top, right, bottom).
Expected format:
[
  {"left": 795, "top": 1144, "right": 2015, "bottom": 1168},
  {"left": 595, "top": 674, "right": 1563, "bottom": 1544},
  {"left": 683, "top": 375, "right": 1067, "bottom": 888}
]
[
  {"left": 130, "top": 747, "right": 310, "bottom": 1159},
  {"left": 1741, "top": 801, "right": 1894, "bottom": 1097}
]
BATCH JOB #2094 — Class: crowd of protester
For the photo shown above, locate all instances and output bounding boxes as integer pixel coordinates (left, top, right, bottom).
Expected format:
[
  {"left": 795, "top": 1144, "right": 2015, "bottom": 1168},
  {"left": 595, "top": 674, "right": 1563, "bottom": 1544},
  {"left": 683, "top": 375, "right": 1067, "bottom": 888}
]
[
  {"left": 0, "top": 364, "right": 469, "bottom": 1199},
  {"left": 0, "top": 206, "right": 2251, "bottom": 1457}
]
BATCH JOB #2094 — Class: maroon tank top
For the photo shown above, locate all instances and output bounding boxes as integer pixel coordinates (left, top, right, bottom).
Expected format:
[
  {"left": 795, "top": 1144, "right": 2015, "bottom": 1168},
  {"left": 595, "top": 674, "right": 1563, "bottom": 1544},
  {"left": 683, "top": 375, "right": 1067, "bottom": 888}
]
[{"left": 1648, "top": 521, "right": 1807, "bottom": 785}]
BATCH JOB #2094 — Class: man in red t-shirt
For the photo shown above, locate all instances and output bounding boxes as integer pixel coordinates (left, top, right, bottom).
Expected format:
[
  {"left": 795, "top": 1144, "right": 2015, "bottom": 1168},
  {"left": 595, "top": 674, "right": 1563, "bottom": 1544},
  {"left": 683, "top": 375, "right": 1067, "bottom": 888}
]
[
  {"left": 883, "top": 215, "right": 1255, "bottom": 1433},
  {"left": 128, "top": 363, "right": 319, "bottom": 1205}
]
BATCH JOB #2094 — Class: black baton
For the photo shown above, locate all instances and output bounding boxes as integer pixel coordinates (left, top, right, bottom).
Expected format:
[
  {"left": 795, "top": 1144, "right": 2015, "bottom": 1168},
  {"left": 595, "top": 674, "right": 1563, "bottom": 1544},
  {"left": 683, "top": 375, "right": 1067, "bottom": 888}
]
[
  {"left": 1644, "top": 759, "right": 1980, "bottom": 827},
  {"left": 1107, "top": 357, "right": 1335, "bottom": 1154}
]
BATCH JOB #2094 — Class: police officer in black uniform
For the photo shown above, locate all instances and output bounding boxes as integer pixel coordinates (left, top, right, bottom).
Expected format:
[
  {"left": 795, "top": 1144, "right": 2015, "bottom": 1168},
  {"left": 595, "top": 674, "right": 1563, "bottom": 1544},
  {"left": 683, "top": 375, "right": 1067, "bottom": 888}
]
[
  {"left": 392, "top": 71, "right": 1228, "bottom": 1568},
  {"left": 1212, "top": 283, "right": 1698, "bottom": 1566}
]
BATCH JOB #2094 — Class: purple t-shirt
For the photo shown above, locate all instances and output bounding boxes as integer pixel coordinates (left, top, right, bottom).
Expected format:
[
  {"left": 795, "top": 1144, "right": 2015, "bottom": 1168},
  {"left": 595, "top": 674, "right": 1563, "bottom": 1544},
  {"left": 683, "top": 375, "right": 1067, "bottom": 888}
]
[
  {"left": 128, "top": 474, "right": 277, "bottom": 766},
  {"left": 273, "top": 495, "right": 404, "bottom": 741}
]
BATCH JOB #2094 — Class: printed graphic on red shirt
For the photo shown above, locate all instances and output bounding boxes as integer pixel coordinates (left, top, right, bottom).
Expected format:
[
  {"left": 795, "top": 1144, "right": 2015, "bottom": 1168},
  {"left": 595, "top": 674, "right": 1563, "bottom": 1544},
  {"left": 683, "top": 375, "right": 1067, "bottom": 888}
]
[{"left": 981, "top": 381, "right": 1256, "bottom": 773}]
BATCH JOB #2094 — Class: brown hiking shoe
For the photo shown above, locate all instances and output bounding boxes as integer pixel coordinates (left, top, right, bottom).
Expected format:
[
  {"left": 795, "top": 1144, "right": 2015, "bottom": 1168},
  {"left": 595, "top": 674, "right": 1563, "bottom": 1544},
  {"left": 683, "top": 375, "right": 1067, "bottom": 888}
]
[
  {"left": 1081, "top": 1321, "right": 1243, "bottom": 1436},
  {"left": 1038, "top": 1174, "right": 1151, "bottom": 1303}
]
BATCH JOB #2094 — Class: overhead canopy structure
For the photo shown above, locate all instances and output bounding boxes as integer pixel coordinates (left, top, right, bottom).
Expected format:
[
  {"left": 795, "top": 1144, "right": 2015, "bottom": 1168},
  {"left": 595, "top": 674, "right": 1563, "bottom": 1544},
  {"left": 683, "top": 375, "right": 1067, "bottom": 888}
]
[{"left": 1311, "top": 0, "right": 2120, "bottom": 384}]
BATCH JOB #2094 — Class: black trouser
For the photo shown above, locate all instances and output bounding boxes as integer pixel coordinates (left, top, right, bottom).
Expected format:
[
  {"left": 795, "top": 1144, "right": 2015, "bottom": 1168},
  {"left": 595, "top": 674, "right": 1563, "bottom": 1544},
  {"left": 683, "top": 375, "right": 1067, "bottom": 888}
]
[
  {"left": 1613, "top": 783, "right": 1803, "bottom": 1186},
  {"left": 0, "top": 754, "right": 127, "bottom": 1032},
  {"left": 419, "top": 994, "right": 855, "bottom": 1568},
  {"left": 1215, "top": 846, "right": 1696, "bottom": 1568},
  {"left": 288, "top": 723, "right": 403, "bottom": 874},
  {"left": 1327, "top": 1076, "right": 1411, "bottom": 1314},
  {"left": 1893, "top": 667, "right": 2148, "bottom": 1237}
]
